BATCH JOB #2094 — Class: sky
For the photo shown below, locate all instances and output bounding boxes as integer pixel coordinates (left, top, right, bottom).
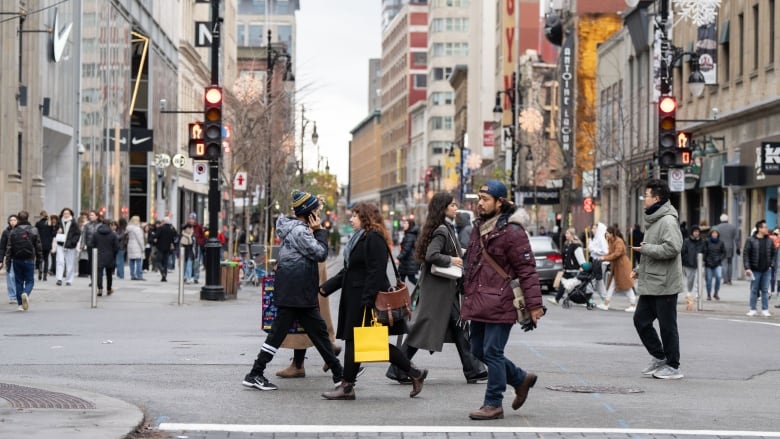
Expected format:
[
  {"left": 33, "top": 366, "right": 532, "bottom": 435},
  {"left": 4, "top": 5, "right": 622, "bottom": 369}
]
[{"left": 295, "top": 0, "right": 382, "bottom": 186}]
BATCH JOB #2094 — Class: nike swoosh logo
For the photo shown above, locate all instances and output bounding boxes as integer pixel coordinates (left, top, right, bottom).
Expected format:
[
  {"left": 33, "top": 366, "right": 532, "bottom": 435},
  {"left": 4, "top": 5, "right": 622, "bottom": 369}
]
[
  {"left": 52, "top": 9, "right": 73, "bottom": 63},
  {"left": 132, "top": 136, "right": 151, "bottom": 145}
]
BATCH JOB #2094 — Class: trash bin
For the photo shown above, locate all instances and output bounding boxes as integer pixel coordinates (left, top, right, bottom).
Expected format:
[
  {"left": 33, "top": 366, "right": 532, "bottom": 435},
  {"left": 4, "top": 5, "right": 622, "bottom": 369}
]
[{"left": 220, "top": 261, "right": 240, "bottom": 299}]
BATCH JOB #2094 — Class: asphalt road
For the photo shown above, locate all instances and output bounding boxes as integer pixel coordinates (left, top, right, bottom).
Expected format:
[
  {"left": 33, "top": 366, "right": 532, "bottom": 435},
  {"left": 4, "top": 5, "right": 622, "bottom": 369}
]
[{"left": 2, "top": 258, "right": 780, "bottom": 437}]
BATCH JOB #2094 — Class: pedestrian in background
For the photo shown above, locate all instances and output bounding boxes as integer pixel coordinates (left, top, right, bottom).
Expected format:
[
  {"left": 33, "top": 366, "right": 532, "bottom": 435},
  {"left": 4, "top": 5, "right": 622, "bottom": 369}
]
[
  {"left": 143, "top": 223, "right": 154, "bottom": 272},
  {"left": 153, "top": 218, "right": 177, "bottom": 282},
  {"left": 455, "top": 211, "right": 473, "bottom": 249},
  {"left": 1, "top": 215, "right": 19, "bottom": 304},
  {"left": 115, "top": 218, "right": 128, "bottom": 280},
  {"left": 47, "top": 214, "right": 59, "bottom": 277},
  {"left": 461, "top": 180, "right": 545, "bottom": 420},
  {"left": 320, "top": 201, "right": 426, "bottom": 400},
  {"left": 681, "top": 225, "right": 705, "bottom": 309},
  {"left": 549, "top": 227, "right": 586, "bottom": 305},
  {"left": 243, "top": 190, "right": 344, "bottom": 392},
  {"left": 82, "top": 210, "right": 101, "bottom": 285},
  {"left": 713, "top": 213, "right": 739, "bottom": 286},
  {"left": 703, "top": 229, "right": 726, "bottom": 301},
  {"left": 631, "top": 224, "right": 644, "bottom": 268},
  {"left": 94, "top": 218, "right": 119, "bottom": 296},
  {"left": 396, "top": 218, "right": 419, "bottom": 284},
  {"left": 387, "top": 193, "right": 487, "bottom": 385},
  {"left": 631, "top": 179, "right": 684, "bottom": 380},
  {"left": 4, "top": 211, "right": 43, "bottom": 312},
  {"left": 743, "top": 219, "right": 775, "bottom": 317},
  {"left": 126, "top": 216, "right": 145, "bottom": 281},
  {"left": 55, "top": 208, "right": 80, "bottom": 286},
  {"left": 188, "top": 213, "right": 206, "bottom": 284},
  {"left": 597, "top": 226, "right": 637, "bottom": 312},
  {"left": 34, "top": 211, "right": 54, "bottom": 281},
  {"left": 180, "top": 223, "right": 195, "bottom": 283}
]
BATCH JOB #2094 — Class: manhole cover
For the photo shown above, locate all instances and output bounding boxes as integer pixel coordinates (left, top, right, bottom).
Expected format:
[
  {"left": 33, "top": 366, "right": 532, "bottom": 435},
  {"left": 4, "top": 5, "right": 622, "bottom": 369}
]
[
  {"left": 596, "top": 342, "right": 642, "bottom": 347},
  {"left": 0, "top": 383, "right": 96, "bottom": 409},
  {"left": 546, "top": 385, "right": 644, "bottom": 394}
]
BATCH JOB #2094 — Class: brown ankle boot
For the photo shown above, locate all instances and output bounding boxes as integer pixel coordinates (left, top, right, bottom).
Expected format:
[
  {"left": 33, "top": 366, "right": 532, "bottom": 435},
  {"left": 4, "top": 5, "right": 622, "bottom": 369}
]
[
  {"left": 410, "top": 368, "right": 428, "bottom": 398},
  {"left": 469, "top": 405, "right": 504, "bottom": 420},
  {"left": 275, "top": 360, "right": 305, "bottom": 378},
  {"left": 322, "top": 381, "right": 355, "bottom": 400}
]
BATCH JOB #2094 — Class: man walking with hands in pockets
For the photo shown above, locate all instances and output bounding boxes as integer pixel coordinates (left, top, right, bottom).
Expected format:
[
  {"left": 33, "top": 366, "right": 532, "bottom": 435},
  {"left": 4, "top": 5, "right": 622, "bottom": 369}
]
[{"left": 631, "top": 179, "right": 684, "bottom": 380}]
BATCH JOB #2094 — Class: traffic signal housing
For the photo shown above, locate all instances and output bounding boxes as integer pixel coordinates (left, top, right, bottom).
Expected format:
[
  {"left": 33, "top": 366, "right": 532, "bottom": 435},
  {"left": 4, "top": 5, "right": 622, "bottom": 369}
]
[
  {"left": 203, "top": 85, "right": 223, "bottom": 160},
  {"left": 658, "top": 96, "right": 677, "bottom": 169}
]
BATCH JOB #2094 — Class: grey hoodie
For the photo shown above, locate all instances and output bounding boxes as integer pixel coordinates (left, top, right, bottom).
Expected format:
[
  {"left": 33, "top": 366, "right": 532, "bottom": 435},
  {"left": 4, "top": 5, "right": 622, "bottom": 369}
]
[
  {"left": 273, "top": 215, "right": 329, "bottom": 308},
  {"left": 635, "top": 201, "right": 684, "bottom": 296}
]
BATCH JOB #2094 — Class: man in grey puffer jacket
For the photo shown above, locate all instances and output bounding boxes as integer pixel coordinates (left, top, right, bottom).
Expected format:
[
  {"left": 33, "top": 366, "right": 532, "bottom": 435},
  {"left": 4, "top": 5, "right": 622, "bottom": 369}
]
[
  {"left": 631, "top": 179, "right": 684, "bottom": 380},
  {"left": 243, "top": 191, "right": 344, "bottom": 392}
]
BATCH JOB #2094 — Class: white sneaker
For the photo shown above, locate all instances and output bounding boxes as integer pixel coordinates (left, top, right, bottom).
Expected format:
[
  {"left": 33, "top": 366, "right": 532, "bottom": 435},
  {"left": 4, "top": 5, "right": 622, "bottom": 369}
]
[
  {"left": 746, "top": 310, "right": 758, "bottom": 317},
  {"left": 21, "top": 293, "right": 29, "bottom": 311},
  {"left": 652, "top": 364, "right": 684, "bottom": 380},
  {"left": 596, "top": 303, "right": 609, "bottom": 311},
  {"left": 761, "top": 310, "right": 772, "bottom": 317},
  {"left": 16, "top": 305, "right": 24, "bottom": 312},
  {"left": 625, "top": 306, "right": 636, "bottom": 312},
  {"left": 547, "top": 297, "right": 558, "bottom": 305}
]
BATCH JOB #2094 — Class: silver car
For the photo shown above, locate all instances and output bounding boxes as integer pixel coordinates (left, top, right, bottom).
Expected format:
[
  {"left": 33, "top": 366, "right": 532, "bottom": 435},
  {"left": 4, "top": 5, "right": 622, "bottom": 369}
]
[{"left": 529, "top": 236, "right": 563, "bottom": 293}]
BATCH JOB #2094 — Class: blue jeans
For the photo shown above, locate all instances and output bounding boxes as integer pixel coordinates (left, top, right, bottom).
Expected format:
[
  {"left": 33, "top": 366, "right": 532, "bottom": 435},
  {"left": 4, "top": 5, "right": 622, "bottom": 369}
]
[
  {"left": 130, "top": 259, "right": 143, "bottom": 279},
  {"left": 115, "top": 249, "right": 126, "bottom": 279},
  {"left": 12, "top": 259, "right": 35, "bottom": 304},
  {"left": 469, "top": 321, "right": 527, "bottom": 408},
  {"left": 184, "top": 258, "right": 194, "bottom": 281},
  {"left": 6, "top": 262, "right": 16, "bottom": 301},
  {"left": 705, "top": 265, "right": 722, "bottom": 296},
  {"left": 191, "top": 250, "right": 201, "bottom": 282},
  {"left": 749, "top": 270, "right": 771, "bottom": 311}
]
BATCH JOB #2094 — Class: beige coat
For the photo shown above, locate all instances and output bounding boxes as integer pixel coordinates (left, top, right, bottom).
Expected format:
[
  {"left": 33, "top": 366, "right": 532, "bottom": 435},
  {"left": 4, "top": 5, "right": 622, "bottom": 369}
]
[{"left": 602, "top": 236, "right": 633, "bottom": 291}]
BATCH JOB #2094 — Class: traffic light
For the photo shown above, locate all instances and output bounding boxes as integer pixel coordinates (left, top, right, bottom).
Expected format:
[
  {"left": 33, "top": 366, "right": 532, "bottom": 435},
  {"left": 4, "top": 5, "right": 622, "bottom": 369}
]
[
  {"left": 675, "top": 131, "right": 693, "bottom": 167},
  {"left": 203, "top": 85, "right": 223, "bottom": 160},
  {"left": 658, "top": 96, "right": 677, "bottom": 169},
  {"left": 188, "top": 122, "right": 205, "bottom": 159}
]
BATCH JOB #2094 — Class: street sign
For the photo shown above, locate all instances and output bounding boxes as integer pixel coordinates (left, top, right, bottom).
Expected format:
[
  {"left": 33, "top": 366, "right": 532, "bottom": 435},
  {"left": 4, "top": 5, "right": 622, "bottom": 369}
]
[
  {"left": 669, "top": 168, "right": 685, "bottom": 192},
  {"left": 583, "top": 197, "right": 594, "bottom": 213},
  {"left": 156, "top": 153, "right": 171, "bottom": 168},
  {"left": 172, "top": 154, "right": 186, "bottom": 169},
  {"left": 195, "top": 22, "right": 212, "bottom": 47},
  {"left": 193, "top": 162, "right": 208, "bottom": 184},
  {"left": 234, "top": 172, "right": 248, "bottom": 191}
]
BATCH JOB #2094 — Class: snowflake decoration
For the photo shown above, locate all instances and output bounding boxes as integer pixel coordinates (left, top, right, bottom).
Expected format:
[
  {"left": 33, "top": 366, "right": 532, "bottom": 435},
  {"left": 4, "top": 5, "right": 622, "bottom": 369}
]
[
  {"left": 466, "top": 154, "right": 483, "bottom": 171},
  {"left": 518, "top": 108, "right": 544, "bottom": 134},
  {"left": 674, "top": 0, "right": 721, "bottom": 27}
]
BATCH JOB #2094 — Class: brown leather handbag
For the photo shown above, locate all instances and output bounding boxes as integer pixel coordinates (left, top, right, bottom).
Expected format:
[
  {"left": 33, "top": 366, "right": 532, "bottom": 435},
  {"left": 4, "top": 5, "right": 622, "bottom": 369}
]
[{"left": 374, "top": 243, "right": 411, "bottom": 327}]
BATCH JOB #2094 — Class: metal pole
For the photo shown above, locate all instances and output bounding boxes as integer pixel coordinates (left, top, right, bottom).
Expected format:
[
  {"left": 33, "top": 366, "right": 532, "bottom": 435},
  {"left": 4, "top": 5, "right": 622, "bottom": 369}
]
[
  {"left": 510, "top": 73, "right": 518, "bottom": 201},
  {"left": 265, "top": 29, "right": 273, "bottom": 247},
  {"left": 300, "top": 104, "right": 305, "bottom": 185},
  {"left": 178, "top": 245, "right": 185, "bottom": 305},
  {"left": 201, "top": 0, "right": 225, "bottom": 300},
  {"left": 696, "top": 252, "right": 704, "bottom": 311},
  {"left": 91, "top": 248, "right": 98, "bottom": 308}
]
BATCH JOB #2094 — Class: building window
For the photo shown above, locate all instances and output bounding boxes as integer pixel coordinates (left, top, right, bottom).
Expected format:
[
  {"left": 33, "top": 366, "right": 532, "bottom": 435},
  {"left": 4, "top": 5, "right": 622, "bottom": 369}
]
[
  {"left": 738, "top": 13, "right": 744, "bottom": 76},
  {"left": 414, "top": 74, "right": 427, "bottom": 89},
  {"left": 277, "top": 25, "right": 293, "bottom": 49},
  {"left": 248, "top": 24, "right": 264, "bottom": 47},
  {"left": 430, "top": 117, "right": 443, "bottom": 130},
  {"left": 430, "top": 67, "right": 453, "bottom": 81},
  {"left": 771, "top": 0, "right": 776, "bottom": 64},
  {"left": 753, "top": 5, "right": 759, "bottom": 71},
  {"left": 237, "top": 24, "right": 246, "bottom": 47},
  {"left": 238, "top": 0, "right": 265, "bottom": 15},
  {"left": 430, "top": 141, "right": 449, "bottom": 154},
  {"left": 430, "top": 17, "right": 469, "bottom": 32},
  {"left": 275, "top": 0, "right": 291, "bottom": 14},
  {"left": 412, "top": 52, "right": 427, "bottom": 67},
  {"left": 431, "top": 42, "right": 469, "bottom": 57},
  {"left": 444, "top": 116, "right": 453, "bottom": 130},
  {"left": 429, "top": 92, "right": 453, "bottom": 106}
]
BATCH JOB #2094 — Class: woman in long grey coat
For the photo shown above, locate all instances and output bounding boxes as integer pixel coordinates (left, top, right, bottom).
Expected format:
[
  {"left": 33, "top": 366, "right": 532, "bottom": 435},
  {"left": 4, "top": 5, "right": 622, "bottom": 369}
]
[
  {"left": 126, "top": 216, "right": 146, "bottom": 280},
  {"left": 386, "top": 193, "right": 487, "bottom": 384}
]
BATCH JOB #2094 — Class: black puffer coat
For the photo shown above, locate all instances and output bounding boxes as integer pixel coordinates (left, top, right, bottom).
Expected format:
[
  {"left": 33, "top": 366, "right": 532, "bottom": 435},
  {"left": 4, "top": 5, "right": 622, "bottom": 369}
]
[
  {"left": 94, "top": 224, "right": 119, "bottom": 269},
  {"left": 397, "top": 225, "right": 419, "bottom": 276},
  {"left": 743, "top": 235, "right": 776, "bottom": 272},
  {"left": 273, "top": 215, "right": 329, "bottom": 308},
  {"left": 702, "top": 238, "right": 726, "bottom": 268}
]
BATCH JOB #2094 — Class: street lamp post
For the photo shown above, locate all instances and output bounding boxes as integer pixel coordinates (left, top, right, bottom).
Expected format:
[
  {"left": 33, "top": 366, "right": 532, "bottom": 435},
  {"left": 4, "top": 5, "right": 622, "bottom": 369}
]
[
  {"left": 492, "top": 73, "right": 518, "bottom": 200},
  {"left": 263, "top": 29, "right": 294, "bottom": 253},
  {"left": 297, "top": 105, "right": 318, "bottom": 185},
  {"left": 448, "top": 128, "right": 466, "bottom": 204}
]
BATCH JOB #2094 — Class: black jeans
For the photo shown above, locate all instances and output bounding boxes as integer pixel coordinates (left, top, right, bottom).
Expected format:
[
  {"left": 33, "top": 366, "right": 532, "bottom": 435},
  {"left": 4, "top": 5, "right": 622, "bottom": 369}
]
[
  {"left": 633, "top": 294, "right": 680, "bottom": 369},
  {"left": 97, "top": 264, "right": 114, "bottom": 291},
  {"left": 156, "top": 249, "right": 171, "bottom": 279},
  {"left": 252, "top": 306, "right": 343, "bottom": 382}
]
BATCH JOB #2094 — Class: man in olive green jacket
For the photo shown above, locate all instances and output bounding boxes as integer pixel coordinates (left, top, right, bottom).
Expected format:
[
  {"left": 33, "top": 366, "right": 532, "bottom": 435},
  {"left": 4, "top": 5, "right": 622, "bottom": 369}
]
[{"left": 631, "top": 179, "right": 684, "bottom": 380}]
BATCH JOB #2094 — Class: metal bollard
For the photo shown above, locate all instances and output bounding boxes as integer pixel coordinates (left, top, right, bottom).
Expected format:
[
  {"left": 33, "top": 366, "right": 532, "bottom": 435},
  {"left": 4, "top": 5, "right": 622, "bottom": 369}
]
[
  {"left": 91, "top": 248, "right": 98, "bottom": 308},
  {"left": 178, "top": 246, "right": 185, "bottom": 305},
  {"left": 696, "top": 252, "right": 704, "bottom": 311}
]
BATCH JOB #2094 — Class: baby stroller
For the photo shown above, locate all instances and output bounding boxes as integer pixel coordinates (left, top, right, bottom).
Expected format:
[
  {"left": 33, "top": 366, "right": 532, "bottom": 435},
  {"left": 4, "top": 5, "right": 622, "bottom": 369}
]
[{"left": 560, "top": 263, "right": 596, "bottom": 310}]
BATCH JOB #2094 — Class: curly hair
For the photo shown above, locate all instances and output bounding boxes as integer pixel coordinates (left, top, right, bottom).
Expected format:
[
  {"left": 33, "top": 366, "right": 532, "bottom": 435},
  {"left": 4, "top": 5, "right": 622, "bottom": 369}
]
[
  {"left": 352, "top": 202, "right": 392, "bottom": 248},
  {"left": 415, "top": 192, "right": 453, "bottom": 263}
]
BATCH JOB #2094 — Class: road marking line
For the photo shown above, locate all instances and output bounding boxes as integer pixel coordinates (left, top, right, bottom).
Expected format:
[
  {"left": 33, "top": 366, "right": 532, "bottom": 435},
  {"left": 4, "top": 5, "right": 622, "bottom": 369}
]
[
  {"left": 708, "top": 317, "right": 780, "bottom": 327},
  {"left": 157, "top": 423, "right": 780, "bottom": 436}
]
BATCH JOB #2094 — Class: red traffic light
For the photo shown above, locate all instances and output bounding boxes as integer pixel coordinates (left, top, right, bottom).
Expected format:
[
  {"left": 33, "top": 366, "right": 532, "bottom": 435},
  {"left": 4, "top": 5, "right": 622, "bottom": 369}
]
[
  {"left": 205, "top": 87, "right": 222, "bottom": 105},
  {"left": 659, "top": 96, "right": 677, "bottom": 114}
]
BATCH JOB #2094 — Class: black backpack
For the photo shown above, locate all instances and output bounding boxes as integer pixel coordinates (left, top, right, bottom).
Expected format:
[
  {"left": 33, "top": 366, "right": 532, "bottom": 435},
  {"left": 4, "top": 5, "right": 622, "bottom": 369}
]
[{"left": 9, "top": 225, "right": 37, "bottom": 260}]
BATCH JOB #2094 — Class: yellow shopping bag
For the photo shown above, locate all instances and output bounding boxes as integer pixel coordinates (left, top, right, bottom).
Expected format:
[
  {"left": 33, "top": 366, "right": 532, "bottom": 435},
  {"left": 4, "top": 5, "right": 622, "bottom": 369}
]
[{"left": 353, "top": 308, "right": 389, "bottom": 362}]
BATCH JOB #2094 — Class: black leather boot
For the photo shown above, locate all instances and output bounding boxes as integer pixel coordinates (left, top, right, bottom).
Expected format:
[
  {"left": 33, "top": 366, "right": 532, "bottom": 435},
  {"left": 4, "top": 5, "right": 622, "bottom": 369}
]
[{"left": 322, "top": 381, "right": 355, "bottom": 400}]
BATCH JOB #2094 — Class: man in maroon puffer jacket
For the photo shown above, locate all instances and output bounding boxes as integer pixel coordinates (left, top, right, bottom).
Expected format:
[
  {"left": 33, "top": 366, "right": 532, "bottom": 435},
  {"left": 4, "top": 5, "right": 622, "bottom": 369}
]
[{"left": 461, "top": 180, "right": 545, "bottom": 421}]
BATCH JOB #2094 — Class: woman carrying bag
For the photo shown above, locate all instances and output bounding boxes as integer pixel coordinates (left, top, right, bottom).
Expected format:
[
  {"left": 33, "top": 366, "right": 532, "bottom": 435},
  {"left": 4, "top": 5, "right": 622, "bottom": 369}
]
[
  {"left": 320, "top": 202, "right": 427, "bottom": 400},
  {"left": 386, "top": 192, "right": 487, "bottom": 384}
]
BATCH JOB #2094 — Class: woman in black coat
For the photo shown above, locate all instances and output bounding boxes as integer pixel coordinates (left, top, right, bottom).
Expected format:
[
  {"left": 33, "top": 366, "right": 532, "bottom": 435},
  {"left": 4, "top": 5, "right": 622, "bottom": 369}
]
[
  {"left": 94, "top": 219, "right": 119, "bottom": 296},
  {"left": 396, "top": 219, "right": 419, "bottom": 283},
  {"left": 703, "top": 229, "right": 727, "bottom": 300},
  {"left": 320, "top": 202, "right": 426, "bottom": 400}
]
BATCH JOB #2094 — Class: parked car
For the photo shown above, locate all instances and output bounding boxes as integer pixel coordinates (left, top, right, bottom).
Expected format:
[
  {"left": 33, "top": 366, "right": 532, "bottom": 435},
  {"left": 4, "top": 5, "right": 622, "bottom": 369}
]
[{"left": 529, "top": 236, "right": 563, "bottom": 293}]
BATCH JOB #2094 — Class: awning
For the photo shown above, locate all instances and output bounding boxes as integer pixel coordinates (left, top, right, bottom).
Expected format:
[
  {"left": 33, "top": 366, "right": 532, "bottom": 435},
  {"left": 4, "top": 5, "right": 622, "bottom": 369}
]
[{"left": 699, "top": 154, "right": 726, "bottom": 187}]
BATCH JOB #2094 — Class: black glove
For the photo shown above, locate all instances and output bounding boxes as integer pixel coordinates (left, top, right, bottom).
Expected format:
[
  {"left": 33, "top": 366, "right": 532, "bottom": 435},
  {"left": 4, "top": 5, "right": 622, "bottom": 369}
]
[{"left": 519, "top": 306, "right": 548, "bottom": 332}]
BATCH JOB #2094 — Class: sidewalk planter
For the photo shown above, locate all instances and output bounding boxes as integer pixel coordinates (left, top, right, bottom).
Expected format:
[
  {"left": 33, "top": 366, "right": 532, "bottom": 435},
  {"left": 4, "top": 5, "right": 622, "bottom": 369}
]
[{"left": 220, "top": 261, "right": 240, "bottom": 299}]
